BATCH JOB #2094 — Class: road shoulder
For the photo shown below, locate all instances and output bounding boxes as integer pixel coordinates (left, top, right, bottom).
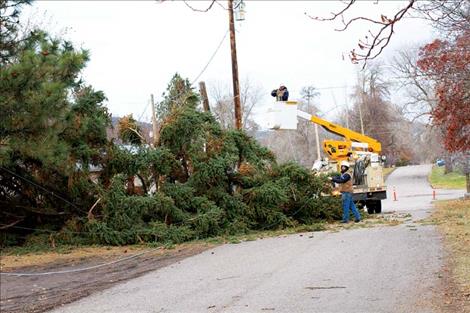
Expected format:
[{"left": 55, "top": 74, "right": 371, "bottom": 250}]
[{"left": 422, "top": 198, "right": 470, "bottom": 312}]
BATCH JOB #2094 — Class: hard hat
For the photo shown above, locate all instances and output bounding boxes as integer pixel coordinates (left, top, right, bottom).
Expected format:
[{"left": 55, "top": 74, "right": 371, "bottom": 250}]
[{"left": 340, "top": 160, "right": 350, "bottom": 168}]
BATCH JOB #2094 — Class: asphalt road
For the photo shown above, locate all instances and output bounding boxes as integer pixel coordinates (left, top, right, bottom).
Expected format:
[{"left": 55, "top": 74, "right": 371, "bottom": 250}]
[{"left": 50, "top": 165, "right": 464, "bottom": 313}]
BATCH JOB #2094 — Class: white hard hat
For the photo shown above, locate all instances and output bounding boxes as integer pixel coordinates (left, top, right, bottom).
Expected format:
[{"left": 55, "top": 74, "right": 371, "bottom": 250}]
[{"left": 340, "top": 160, "right": 350, "bottom": 168}]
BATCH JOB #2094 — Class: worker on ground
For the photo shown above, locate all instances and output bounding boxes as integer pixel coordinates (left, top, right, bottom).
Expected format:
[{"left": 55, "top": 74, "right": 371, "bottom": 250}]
[
  {"left": 330, "top": 161, "right": 361, "bottom": 223},
  {"left": 271, "top": 85, "right": 289, "bottom": 101}
]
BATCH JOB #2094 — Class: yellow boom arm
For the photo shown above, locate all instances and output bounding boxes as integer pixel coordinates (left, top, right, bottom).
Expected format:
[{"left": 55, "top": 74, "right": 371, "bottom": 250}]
[
  {"left": 296, "top": 109, "right": 382, "bottom": 161},
  {"left": 267, "top": 101, "right": 382, "bottom": 161}
]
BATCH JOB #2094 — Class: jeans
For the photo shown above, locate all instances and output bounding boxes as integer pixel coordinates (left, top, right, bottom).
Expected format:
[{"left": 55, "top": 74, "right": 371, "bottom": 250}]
[{"left": 341, "top": 192, "right": 361, "bottom": 222}]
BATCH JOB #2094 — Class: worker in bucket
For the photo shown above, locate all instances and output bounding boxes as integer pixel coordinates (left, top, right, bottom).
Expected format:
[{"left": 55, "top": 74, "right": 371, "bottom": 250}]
[
  {"left": 271, "top": 85, "right": 289, "bottom": 101},
  {"left": 330, "top": 161, "right": 361, "bottom": 223}
]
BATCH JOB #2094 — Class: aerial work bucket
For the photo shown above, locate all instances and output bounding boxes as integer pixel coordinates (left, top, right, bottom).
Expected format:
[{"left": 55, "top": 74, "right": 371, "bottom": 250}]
[{"left": 266, "top": 101, "right": 299, "bottom": 130}]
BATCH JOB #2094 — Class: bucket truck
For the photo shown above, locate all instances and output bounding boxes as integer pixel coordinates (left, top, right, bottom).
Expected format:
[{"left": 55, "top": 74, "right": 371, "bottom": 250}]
[{"left": 267, "top": 101, "right": 387, "bottom": 214}]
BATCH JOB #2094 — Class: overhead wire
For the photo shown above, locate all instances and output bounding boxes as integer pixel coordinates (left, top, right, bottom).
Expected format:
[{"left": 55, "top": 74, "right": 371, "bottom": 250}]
[
  {"left": 0, "top": 247, "right": 163, "bottom": 277},
  {"left": 190, "top": 29, "right": 229, "bottom": 86},
  {"left": 137, "top": 98, "right": 151, "bottom": 122},
  {"left": 141, "top": 28, "right": 229, "bottom": 121},
  {"left": 0, "top": 166, "right": 80, "bottom": 211}
]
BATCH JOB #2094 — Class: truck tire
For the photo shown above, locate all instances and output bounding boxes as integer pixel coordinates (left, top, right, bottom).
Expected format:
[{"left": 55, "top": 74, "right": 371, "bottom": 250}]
[
  {"left": 366, "top": 200, "right": 381, "bottom": 214},
  {"left": 375, "top": 201, "right": 382, "bottom": 213}
]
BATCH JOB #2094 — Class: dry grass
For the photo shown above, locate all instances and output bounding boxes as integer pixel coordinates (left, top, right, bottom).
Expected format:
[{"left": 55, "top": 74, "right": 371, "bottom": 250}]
[
  {"left": 432, "top": 199, "right": 470, "bottom": 307},
  {"left": 0, "top": 242, "right": 214, "bottom": 271},
  {"left": 0, "top": 245, "right": 144, "bottom": 270},
  {"left": 326, "top": 211, "right": 407, "bottom": 232}
]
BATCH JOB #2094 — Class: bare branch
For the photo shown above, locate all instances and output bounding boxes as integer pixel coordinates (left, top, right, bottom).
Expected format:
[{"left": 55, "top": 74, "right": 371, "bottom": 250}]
[
  {"left": 307, "top": 0, "right": 417, "bottom": 67},
  {"left": 0, "top": 219, "right": 24, "bottom": 230},
  {"left": 183, "top": 0, "right": 217, "bottom": 12},
  {"left": 305, "top": 0, "right": 356, "bottom": 22}
]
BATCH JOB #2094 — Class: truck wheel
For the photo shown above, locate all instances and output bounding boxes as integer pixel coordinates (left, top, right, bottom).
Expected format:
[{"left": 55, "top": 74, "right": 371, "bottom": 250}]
[
  {"left": 375, "top": 201, "right": 382, "bottom": 213},
  {"left": 366, "top": 200, "right": 379, "bottom": 214}
]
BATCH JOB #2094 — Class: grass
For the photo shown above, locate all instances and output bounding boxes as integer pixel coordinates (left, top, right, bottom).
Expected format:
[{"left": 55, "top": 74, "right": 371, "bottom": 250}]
[
  {"left": 0, "top": 244, "right": 150, "bottom": 270},
  {"left": 432, "top": 199, "right": 470, "bottom": 306},
  {"left": 429, "top": 166, "right": 466, "bottom": 189},
  {"left": 383, "top": 167, "right": 396, "bottom": 180}
]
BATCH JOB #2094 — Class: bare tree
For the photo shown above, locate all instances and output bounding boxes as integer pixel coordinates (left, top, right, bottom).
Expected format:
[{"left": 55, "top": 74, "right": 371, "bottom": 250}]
[
  {"left": 391, "top": 46, "right": 436, "bottom": 121},
  {"left": 208, "top": 78, "right": 263, "bottom": 132},
  {"left": 391, "top": 45, "right": 459, "bottom": 171},
  {"left": 347, "top": 64, "right": 410, "bottom": 164},
  {"left": 306, "top": 0, "right": 469, "bottom": 66}
]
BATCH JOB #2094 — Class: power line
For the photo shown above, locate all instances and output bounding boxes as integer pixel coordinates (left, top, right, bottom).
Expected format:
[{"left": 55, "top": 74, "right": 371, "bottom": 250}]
[
  {"left": 0, "top": 247, "right": 162, "bottom": 277},
  {"left": 191, "top": 29, "right": 229, "bottom": 85},
  {"left": 133, "top": 29, "right": 229, "bottom": 123},
  {"left": 137, "top": 99, "right": 151, "bottom": 122},
  {"left": 0, "top": 166, "right": 80, "bottom": 211}
]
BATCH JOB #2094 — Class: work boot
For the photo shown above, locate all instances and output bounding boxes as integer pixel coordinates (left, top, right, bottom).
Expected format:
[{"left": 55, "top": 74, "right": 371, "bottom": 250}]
[
  {"left": 354, "top": 219, "right": 361, "bottom": 223},
  {"left": 341, "top": 221, "right": 348, "bottom": 224}
]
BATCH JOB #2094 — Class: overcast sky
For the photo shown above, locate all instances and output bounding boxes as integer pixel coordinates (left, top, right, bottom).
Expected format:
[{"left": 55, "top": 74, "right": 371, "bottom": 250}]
[{"left": 24, "top": 1, "right": 436, "bottom": 127}]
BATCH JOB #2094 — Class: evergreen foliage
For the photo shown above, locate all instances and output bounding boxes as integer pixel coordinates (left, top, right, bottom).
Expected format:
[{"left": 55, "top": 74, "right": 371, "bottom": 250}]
[
  {"left": 117, "top": 114, "right": 144, "bottom": 146},
  {"left": 1, "top": 26, "right": 110, "bottom": 234},
  {"left": 73, "top": 89, "right": 340, "bottom": 245},
  {"left": 1, "top": 2, "right": 341, "bottom": 247},
  {"left": 0, "top": 0, "right": 33, "bottom": 64}
]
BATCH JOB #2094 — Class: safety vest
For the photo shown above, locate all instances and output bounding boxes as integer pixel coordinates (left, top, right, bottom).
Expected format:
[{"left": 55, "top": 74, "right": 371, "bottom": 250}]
[{"left": 339, "top": 172, "right": 354, "bottom": 193}]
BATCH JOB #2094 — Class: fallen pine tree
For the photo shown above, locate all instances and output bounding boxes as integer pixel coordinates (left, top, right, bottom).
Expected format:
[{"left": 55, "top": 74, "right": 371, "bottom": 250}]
[
  {"left": 0, "top": 24, "right": 341, "bottom": 247},
  {"left": 54, "top": 75, "right": 342, "bottom": 246}
]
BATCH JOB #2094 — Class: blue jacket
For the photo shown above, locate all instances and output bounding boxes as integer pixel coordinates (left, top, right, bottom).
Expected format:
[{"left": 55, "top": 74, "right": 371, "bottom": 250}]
[
  {"left": 332, "top": 172, "right": 351, "bottom": 184},
  {"left": 271, "top": 89, "right": 289, "bottom": 101}
]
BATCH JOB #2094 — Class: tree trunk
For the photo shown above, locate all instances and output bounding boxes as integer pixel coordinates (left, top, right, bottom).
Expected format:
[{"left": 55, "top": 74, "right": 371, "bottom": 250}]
[
  {"left": 444, "top": 153, "right": 453, "bottom": 174},
  {"left": 126, "top": 176, "right": 135, "bottom": 195},
  {"left": 465, "top": 152, "right": 470, "bottom": 197},
  {"left": 466, "top": 172, "right": 470, "bottom": 194}
]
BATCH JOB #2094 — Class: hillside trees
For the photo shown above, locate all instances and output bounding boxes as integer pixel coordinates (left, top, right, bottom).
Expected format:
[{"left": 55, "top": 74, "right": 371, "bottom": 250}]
[{"left": 345, "top": 65, "right": 408, "bottom": 164}]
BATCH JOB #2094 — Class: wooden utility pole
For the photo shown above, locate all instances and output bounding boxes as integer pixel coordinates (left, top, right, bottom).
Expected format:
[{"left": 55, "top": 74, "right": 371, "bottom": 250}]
[
  {"left": 228, "top": 0, "right": 242, "bottom": 130},
  {"left": 150, "top": 94, "right": 159, "bottom": 146},
  {"left": 307, "top": 96, "right": 321, "bottom": 161},
  {"left": 359, "top": 80, "right": 366, "bottom": 135},
  {"left": 344, "top": 85, "right": 350, "bottom": 129},
  {"left": 465, "top": 152, "right": 470, "bottom": 199},
  {"left": 199, "top": 81, "right": 210, "bottom": 112}
]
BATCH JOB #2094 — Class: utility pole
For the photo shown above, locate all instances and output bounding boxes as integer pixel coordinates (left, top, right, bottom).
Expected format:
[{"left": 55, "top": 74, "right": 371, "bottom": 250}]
[
  {"left": 198, "top": 81, "right": 210, "bottom": 112},
  {"left": 344, "top": 85, "right": 349, "bottom": 129},
  {"left": 228, "top": 0, "right": 242, "bottom": 130},
  {"left": 314, "top": 124, "right": 321, "bottom": 161},
  {"left": 150, "top": 94, "right": 159, "bottom": 147},
  {"left": 359, "top": 80, "right": 366, "bottom": 135},
  {"left": 308, "top": 97, "right": 321, "bottom": 162}
]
